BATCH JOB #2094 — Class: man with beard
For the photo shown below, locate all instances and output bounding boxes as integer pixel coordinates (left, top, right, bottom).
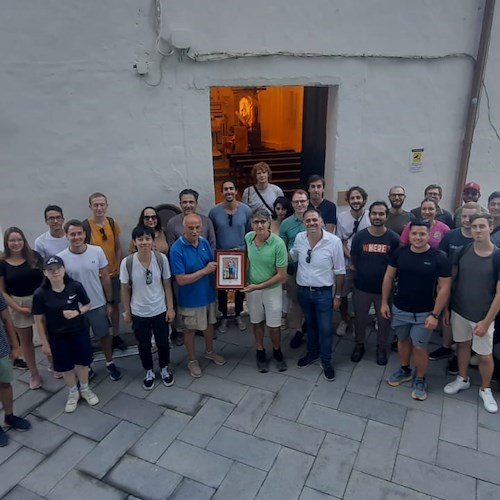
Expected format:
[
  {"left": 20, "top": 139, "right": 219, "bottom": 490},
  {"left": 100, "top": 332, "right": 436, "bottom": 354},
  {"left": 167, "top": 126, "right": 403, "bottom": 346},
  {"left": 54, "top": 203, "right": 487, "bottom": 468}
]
[
  {"left": 386, "top": 186, "right": 411, "bottom": 235},
  {"left": 382, "top": 220, "right": 451, "bottom": 401},
  {"left": 308, "top": 174, "right": 337, "bottom": 233},
  {"left": 336, "top": 186, "right": 371, "bottom": 336},
  {"left": 410, "top": 184, "right": 454, "bottom": 229},
  {"left": 350, "top": 201, "right": 400, "bottom": 365},
  {"left": 453, "top": 182, "right": 488, "bottom": 228},
  {"left": 209, "top": 180, "right": 251, "bottom": 333}
]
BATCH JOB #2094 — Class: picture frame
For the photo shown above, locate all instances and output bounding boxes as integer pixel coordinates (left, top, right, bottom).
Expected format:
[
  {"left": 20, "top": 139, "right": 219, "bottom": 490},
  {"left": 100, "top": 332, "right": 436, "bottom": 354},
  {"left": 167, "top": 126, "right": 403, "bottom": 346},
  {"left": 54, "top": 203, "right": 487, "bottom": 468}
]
[{"left": 216, "top": 250, "right": 246, "bottom": 289}]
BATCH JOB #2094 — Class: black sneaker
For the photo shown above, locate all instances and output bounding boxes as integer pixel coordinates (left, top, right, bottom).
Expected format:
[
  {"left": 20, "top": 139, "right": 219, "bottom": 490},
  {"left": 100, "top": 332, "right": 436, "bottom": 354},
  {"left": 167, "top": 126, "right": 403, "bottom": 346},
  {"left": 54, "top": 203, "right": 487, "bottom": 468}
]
[
  {"left": 143, "top": 369, "right": 155, "bottom": 390},
  {"left": 13, "top": 358, "right": 28, "bottom": 370},
  {"left": 290, "top": 331, "right": 305, "bottom": 349},
  {"left": 447, "top": 356, "right": 459, "bottom": 375},
  {"left": 0, "top": 427, "right": 7, "bottom": 447},
  {"left": 350, "top": 344, "right": 365, "bottom": 363},
  {"left": 256, "top": 350, "right": 268, "bottom": 373},
  {"left": 297, "top": 355, "right": 319, "bottom": 368},
  {"left": 4, "top": 414, "right": 31, "bottom": 432},
  {"left": 391, "top": 337, "right": 399, "bottom": 352},
  {"left": 429, "top": 346, "right": 453, "bottom": 361},
  {"left": 323, "top": 364, "right": 335, "bottom": 381},
  {"left": 160, "top": 366, "right": 174, "bottom": 387},
  {"left": 112, "top": 335, "right": 127, "bottom": 352},
  {"left": 106, "top": 363, "right": 122, "bottom": 381},
  {"left": 376, "top": 346, "right": 388, "bottom": 366}
]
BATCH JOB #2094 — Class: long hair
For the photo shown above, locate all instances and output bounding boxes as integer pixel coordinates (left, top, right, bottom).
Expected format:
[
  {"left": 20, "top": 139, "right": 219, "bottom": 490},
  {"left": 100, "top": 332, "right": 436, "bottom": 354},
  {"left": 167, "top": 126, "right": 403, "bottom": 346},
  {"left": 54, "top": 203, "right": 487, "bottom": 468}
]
[
  {"left": 272, "top": 196, "right": 293, "bottom": 220},
  {"left": 137, "top": 207, "right": 162, "bottom": 232},
  {"left": 2, "top": 227, "right": 41, "bottom": 269}
]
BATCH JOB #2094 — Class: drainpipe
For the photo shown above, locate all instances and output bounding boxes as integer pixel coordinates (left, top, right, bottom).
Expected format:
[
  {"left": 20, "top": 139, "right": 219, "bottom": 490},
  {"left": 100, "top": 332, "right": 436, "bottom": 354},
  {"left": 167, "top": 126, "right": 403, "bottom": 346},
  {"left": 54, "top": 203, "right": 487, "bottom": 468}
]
[{"left": 454, "top": 0, "right": 496, "bottom": 209}]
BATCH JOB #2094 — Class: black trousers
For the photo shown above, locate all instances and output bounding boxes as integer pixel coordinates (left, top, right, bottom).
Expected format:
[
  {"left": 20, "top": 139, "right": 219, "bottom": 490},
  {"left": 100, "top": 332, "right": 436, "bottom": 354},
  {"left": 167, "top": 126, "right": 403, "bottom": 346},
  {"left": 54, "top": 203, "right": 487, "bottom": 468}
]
[{"left": 131, "top": 312, "right": 170, "bottom": 370}]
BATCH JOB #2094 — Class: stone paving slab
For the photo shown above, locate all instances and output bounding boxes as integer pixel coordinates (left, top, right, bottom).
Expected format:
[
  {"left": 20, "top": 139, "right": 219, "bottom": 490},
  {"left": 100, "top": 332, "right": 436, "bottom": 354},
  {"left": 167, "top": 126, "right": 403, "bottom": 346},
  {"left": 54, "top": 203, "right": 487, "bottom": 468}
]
[
  {"left": 146, "top": 384, "right": 204, "bottom": 415},
  {"left": 299, "top": 487, "right": 340, "bottom": 500},
  {"left": 0, "top": 447, "right": 45, "bottom": 498},
  {"left": 440, "top": 397, "right": 477, "bottom": 448},
  {"left": 101, "top": 392, "right": 164, "bottom": 427},
  {"left": 189, "top": 373, "right": 248, "bottom": 404},
  {"left": 3, "top": 485, "right": 46, "bottom": 500},
  {"left": 212, "top": 462, "right": 266, "bottom": 500},
  {"left": 169, "top": 478, "right": 215, "bottom": 500},
  {"left": 267, "top": 377, "right": 314, "bottom": 421},
  {"left": 225, "top": 386, "right": 274, "bottom": 433}
]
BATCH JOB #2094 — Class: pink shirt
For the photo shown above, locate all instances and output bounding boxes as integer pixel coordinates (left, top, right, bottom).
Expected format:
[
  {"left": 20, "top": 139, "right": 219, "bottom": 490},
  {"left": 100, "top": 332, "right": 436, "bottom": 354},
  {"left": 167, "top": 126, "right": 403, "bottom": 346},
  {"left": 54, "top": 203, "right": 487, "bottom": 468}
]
[{"left": 400, "top": 220, "right": 450, "bottom": 248}]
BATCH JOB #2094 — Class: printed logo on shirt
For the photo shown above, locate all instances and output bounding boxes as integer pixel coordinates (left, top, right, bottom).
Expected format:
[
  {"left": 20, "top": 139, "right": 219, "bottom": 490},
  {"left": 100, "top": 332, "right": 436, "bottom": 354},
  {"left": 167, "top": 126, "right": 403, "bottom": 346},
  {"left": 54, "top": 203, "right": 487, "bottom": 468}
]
[
  {"left": 361, "top": 244, "right": 390, "bottom": 254},
  {"left": 68, "top": 295, "right": 77, "bottom": 300}
]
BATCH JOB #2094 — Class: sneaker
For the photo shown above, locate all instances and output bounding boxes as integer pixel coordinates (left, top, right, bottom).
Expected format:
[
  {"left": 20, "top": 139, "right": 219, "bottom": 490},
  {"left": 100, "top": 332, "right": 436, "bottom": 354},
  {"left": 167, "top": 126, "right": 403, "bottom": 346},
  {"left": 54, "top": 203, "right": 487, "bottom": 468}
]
[
  {"left": 387, "top": 367, "right": 413, "bottom": 387},
  {"left": 13, "top": 358, "right": 28, "bottom": 370},
  {"left": 323, "top": 364, "right": 336, "bottom": 381},
  {"left": 444, "top": 375, "right": 470, "bottom": 395},
  {"left": 469, "top": 353, "right": 480, "bottom": 367},
  {"left": 412, "top": 377, "right": 428, "bottom": 401},
  {"left": 256, "top": 350, "right": 268, "bottom": 373},
  {"left": 204, "top": 351, "right": 226, "bottom": 366},
  {"left": 297, "top": 354, "right": 319, "bottom": 368},
  {"left": 29, "top": 374, "right": 42, "bottom": 390},
  {"left": 336, "top": 320, "right": 348, "bottom": 337},
  {"left": 289, "top": 331, "right": 304, "bottom": 349},
  {"left": 151, "top": 341, "right": 158, "bottom": 354},
  {"left": 429, "top": 346, "right": 453, "bottom": 361},
  {"left": 0, "top": 427, "right": 7, "bottom": 447},
  {"left": 350, "top": 344, "right": 365, "bottom": 363},
  {"left": 480, "top": 388, "right": 498, "bottom": 413},
  {"left": 80, "top": 387, "right": 99, "bottom": 406},
  {"left": 4, "top": 414, "right": 31, "bottom": 431},
  {"left": 188, "top": 360, "right": 202, "bottom": 378},
  {"left": 280, "top": 317, "right": 288, "bottom": 331},
  {"left": 143, "top": 369, "right": 156, "bottom": 390},
  {"left": 218, "top": 319, "right": 229, "bottom": 334},
  {"left": 274, "top": 357, "right": 288, "bottom": 372},
  {"left": 376, "top": 346, "right": 388, "bottom": 366},
  {"left": 65, "top": 390, "right": 80, "bottom": 413},
  {"left": 106, "top": 363, "right": 122, "bottom": 381},
  {"left": 236, "top": 316, "right": 247, "bottom": 331},
  {"left": 112, "top": 335, "right": 127, "bottom": 351},
  {"left": 447, "top": 356, "right": 459, "bottom": 375},
  {"left": 160, "top": 366, "right": 174, "bottom": 387}
]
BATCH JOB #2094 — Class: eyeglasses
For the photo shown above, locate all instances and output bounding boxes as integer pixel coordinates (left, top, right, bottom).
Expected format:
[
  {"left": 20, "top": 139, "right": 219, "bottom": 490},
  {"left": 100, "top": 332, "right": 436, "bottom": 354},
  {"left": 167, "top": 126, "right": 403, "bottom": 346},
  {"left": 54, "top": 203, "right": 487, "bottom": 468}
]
[
  {"left": 292, "top": 199, "right": 308, "bottom": 205},
  {"left": 252, "top": 219, "right": 268, "bottom": 226},
  {"left": 389, "top": 193, "right": 405, "bottom": 198},
  {"left": 46, "top": 216, "right": 63, "bottom": 222},
  {"left": 353, "top": 219, "right": 361, "bottom": 234},
  {"left": 99, "top": 227, "right": 108, "bottom": 241},
  {"left": 143, "top": 215, "right": 157, "bottom": 220},
  {"left": 305, "top": 249, "right": 312, "bottom": 264},
  {"left": 146, "top": 268, "right": 152, "bottom": 285},
  {"left": 228, "top": 213, "right": 233, "bottom": 227}
]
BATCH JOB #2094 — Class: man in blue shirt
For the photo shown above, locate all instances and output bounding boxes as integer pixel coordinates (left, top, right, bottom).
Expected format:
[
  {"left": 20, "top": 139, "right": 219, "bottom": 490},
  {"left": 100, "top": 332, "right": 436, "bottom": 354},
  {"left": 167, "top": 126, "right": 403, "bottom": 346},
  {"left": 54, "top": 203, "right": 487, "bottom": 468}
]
[
  {"left": 209, "top": 180, "right": 251, "bottom": 333},
  {"left": 170, "top": 213, "right": 226, "bottom": 378}
]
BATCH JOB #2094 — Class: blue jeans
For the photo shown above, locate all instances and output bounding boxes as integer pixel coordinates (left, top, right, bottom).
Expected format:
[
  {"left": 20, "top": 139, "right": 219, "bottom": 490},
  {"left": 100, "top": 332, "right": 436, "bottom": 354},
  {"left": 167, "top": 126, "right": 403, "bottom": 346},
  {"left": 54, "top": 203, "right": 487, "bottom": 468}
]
[{"left": 297, "top": 285, "right": 334, "bottom": 366}]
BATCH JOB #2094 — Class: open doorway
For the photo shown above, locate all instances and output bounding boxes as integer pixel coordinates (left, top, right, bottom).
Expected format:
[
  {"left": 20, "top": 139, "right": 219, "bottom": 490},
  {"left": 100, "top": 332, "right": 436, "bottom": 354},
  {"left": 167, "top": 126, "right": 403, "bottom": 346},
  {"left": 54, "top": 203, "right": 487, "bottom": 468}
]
[{"left": 211, "top": 86, "right": 328, "bottom": 203}]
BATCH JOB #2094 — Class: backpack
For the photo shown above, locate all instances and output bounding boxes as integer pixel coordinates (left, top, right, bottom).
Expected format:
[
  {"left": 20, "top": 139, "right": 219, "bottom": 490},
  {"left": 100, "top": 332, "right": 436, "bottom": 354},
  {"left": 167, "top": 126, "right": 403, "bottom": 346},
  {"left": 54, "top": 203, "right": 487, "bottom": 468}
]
[
  {"left": 82, "top": 217, "right": 116, "bottom": 244},
  {"left": 125, "top": 251, "right": 165, "bottom": 291}
]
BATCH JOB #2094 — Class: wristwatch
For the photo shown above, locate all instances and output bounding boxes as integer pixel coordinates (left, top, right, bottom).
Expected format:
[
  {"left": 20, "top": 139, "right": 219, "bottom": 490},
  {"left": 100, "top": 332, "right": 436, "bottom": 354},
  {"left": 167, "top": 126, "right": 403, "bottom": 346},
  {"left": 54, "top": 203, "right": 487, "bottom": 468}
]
[{"left": 429, "top": 312, "right": 440, "bottom": 320}]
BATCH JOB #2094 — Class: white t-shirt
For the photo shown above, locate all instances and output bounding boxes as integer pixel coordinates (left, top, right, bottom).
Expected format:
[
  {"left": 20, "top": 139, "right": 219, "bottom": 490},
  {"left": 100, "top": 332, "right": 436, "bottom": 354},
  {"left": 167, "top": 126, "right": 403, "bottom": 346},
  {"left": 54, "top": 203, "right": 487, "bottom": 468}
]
[
  {"left": 119, "top": 253, "right": 171, "bottom": 317},
  {"left": 242, "top": 184, "right": 284, "bottom": 214},
  {"left": 58, "top": 245, "right": 108, "bottom": 310},
  {"left": 35, "top": 231, "right": 69, "bottom": 259}
]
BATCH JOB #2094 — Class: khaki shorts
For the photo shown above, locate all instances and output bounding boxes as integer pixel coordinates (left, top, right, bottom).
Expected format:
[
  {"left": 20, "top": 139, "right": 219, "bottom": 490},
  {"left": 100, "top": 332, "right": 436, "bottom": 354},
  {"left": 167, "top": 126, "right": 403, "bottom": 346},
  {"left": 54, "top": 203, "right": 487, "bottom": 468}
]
[
  {"left": 0, "top": 355, "right": 14, "bottom": 383},
  {"left": 246, "top": 286, "right": 282, "bottom": 328},
  {"left": 451, "top": 311, "right": 494, "bottom": 355},
  {"left": 179, "top": 302, "right": 217, "bottom": 332},
  {"left": 9, "top": 295, "right": 34, "bottom": 329}
]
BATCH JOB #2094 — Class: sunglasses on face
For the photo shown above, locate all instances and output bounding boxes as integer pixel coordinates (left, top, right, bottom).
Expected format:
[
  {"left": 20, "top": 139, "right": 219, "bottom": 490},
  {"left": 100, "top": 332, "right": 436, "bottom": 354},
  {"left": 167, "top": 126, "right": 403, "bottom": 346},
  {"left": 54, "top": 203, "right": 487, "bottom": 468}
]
[{"left": 144, "top": 215, "right": 157, "bottom": 220}]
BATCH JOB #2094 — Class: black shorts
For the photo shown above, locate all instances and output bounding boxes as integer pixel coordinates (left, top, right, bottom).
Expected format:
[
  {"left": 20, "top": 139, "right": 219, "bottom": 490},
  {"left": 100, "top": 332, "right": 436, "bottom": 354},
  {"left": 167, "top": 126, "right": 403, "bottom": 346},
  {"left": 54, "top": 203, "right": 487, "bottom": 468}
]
[{"left": 49, "top": 331, "right": 94, "bottom": 372}]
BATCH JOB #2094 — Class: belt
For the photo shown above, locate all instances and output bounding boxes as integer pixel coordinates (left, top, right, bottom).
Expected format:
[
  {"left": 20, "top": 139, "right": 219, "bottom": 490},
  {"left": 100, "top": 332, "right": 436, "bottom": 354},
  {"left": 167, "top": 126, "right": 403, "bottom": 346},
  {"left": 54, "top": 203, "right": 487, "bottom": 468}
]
[{"left": 297, "top": 285, "right": 333, "bottom": 291}]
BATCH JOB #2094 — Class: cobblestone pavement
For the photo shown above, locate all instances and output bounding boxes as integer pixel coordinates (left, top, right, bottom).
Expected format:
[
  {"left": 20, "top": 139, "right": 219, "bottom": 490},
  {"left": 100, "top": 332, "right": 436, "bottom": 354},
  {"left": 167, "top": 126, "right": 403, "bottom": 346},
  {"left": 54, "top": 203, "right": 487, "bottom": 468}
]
[{"left": 1, "top": 319, "right": 500, "bottom": 499}]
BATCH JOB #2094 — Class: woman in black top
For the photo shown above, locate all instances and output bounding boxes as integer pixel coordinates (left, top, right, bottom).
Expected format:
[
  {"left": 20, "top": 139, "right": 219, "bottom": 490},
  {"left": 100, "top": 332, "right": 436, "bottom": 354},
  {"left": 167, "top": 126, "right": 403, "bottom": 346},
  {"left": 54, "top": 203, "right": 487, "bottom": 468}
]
[
  {"left": 33, "top": 255, "right": 99, "bottom": 413},
  {"left": 0, "top": 227, "right": 43, "bottom": 389}
]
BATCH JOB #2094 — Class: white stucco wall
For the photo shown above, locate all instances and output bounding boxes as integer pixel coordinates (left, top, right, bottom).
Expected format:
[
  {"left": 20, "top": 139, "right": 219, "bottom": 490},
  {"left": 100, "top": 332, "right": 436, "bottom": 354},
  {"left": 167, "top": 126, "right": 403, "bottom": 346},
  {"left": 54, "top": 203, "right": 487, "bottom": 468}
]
[{"left": 0, "top": 0, "right": 498, "bottom": 244}]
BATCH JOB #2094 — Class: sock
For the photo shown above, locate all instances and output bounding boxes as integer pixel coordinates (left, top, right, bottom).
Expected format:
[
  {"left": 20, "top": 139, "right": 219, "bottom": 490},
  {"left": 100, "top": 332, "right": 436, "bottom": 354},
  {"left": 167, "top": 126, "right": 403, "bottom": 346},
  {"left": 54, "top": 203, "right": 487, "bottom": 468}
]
[
  {"left": 68, "top": 385, "right": 78, "bottom": 394},
  {"left": 79, "top": 383, "right": 89, "bottom": 391}
]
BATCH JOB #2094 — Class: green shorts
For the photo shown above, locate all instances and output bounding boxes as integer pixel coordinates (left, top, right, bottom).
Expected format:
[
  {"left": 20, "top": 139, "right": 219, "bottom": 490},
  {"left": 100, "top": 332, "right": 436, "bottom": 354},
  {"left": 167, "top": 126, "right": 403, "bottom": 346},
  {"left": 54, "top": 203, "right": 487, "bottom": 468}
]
[{"left": 0, "top": 355, "right": 13, "bottom": 383}]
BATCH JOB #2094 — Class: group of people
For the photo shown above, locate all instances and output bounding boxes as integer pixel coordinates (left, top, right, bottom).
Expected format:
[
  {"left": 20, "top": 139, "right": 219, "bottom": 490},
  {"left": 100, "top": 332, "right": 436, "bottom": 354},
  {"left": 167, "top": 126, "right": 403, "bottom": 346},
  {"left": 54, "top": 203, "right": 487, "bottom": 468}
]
[{"left": 1, "top": 162, "right": 500, "bottom": 447}]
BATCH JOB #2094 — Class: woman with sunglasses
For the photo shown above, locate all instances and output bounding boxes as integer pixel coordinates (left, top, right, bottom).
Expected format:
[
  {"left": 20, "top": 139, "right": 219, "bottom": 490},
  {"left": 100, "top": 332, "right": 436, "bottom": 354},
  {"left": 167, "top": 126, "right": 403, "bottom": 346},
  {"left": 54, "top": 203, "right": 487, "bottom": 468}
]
[
  {"left": 129, "top": 207, "right": 168, "bottom": 255},
  {"left": 0, "top": 227, "right": 44, "bottom": 389}
]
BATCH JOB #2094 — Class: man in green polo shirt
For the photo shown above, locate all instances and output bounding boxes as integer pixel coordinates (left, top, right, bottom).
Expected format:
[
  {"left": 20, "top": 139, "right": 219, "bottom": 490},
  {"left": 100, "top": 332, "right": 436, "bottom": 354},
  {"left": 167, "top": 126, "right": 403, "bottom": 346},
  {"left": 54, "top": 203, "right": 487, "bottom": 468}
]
[{"left": 244, "top": 208, "right": 288, "bottom": 373}]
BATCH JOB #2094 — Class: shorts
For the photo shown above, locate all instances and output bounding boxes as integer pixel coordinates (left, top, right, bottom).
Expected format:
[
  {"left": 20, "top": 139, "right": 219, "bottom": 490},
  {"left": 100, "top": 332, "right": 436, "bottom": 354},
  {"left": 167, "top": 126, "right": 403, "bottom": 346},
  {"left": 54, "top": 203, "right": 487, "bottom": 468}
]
[
  {"left": 0, "top": 355, "right": 13, "bottom": 383},
  {"left": 246, "top": 286, "right": 282, "bottom": 328},
  {"left": 339, "top": 270, "right": 354, "bottom": 298},
  {"left": 111, "top": 275, "right": 121, "bottom": 305},
  {"left": 451, "top": 311, "right": 494, "bottom": 356},
  {"left": 84, "top": 306, "right": 111, "bottom": 339},
  {"left": 9, "top": 295, "right": 34, "bottom": 329},
  {"left": 391, "top": 305, "right": 433, "bottom": 348},
  {"left": 49, "top": 332, "right": 94, "bottom": 372},
  {"left": 179, "top": 302, "right": 217, "bottom": 331}
]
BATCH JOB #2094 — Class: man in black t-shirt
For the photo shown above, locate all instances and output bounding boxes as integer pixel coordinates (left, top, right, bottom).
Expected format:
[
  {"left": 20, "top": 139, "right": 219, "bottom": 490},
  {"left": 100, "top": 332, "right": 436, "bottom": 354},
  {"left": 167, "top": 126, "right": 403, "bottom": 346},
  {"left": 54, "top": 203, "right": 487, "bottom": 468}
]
[
  {"left": 381, "top": 220, "right": 451, "bottom": 401},
  {"left": 350, "top": 201, "right": 400, "bottom": 365}
]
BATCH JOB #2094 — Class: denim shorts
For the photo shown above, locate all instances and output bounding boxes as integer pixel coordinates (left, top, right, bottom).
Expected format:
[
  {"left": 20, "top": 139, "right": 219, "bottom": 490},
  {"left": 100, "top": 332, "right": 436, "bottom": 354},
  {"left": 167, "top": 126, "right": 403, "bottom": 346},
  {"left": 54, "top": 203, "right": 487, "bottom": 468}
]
[{"left": 391, "top": 305, "right": 433, "bottom": 348}]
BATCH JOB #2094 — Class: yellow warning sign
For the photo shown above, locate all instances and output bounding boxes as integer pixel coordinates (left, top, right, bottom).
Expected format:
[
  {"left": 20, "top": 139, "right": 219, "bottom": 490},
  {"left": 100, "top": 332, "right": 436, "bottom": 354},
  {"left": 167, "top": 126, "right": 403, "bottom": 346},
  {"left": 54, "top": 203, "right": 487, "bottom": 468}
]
[
  {"left": 412, "top": 151, "right": 422, "bottom": 163},
  {"left": 410, "top": 148, "right": 424, "bottom": 172}
]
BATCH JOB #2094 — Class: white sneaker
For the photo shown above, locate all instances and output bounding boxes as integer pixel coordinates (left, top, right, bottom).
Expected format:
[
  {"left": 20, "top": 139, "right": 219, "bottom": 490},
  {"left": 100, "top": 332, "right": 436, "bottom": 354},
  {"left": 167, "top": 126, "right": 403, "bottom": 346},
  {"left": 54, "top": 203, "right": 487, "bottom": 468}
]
[
  {"left": 218, "top": 319, "right": 229, "bottom": 334},
  {"left": 65, "top": 390, "right": 80, "bottom": 413},
  {"left": 336, "top": 320, "right": 348, "bottom": 337},
  {"left": 236, "top": 316, "right": 247, "bottom": 331},
  {"left": 479, "top": 388, "right": 498, "bottom": 413},
  {"left": 80, "top": 387, "right": 99, "bottom": 406},
  {"left": 444, "top": 375, "right": 470, "bottom": 395}
]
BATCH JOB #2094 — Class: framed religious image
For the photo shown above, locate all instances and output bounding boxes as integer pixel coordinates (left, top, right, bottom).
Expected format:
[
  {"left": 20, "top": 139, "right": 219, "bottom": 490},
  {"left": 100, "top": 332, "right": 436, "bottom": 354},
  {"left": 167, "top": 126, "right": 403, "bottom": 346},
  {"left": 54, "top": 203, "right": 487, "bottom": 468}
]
[{"left": 216, "top": 250, "right": 246, "bottom": 289}]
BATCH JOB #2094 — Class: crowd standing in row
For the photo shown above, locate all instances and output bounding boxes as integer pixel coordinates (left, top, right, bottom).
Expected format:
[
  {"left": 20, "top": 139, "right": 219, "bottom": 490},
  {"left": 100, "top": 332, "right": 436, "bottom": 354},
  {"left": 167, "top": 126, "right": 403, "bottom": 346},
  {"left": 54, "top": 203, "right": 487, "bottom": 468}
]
[{"left": 1, "top": 163, "right": 500, "bottom": 447}]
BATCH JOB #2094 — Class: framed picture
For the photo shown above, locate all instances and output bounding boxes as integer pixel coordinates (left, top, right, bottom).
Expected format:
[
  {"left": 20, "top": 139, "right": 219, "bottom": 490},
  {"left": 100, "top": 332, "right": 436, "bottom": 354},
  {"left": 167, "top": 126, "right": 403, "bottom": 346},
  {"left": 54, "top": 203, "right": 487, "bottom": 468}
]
[{"left": 216, "top": 250, "right": 246, "bottom": 289}]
